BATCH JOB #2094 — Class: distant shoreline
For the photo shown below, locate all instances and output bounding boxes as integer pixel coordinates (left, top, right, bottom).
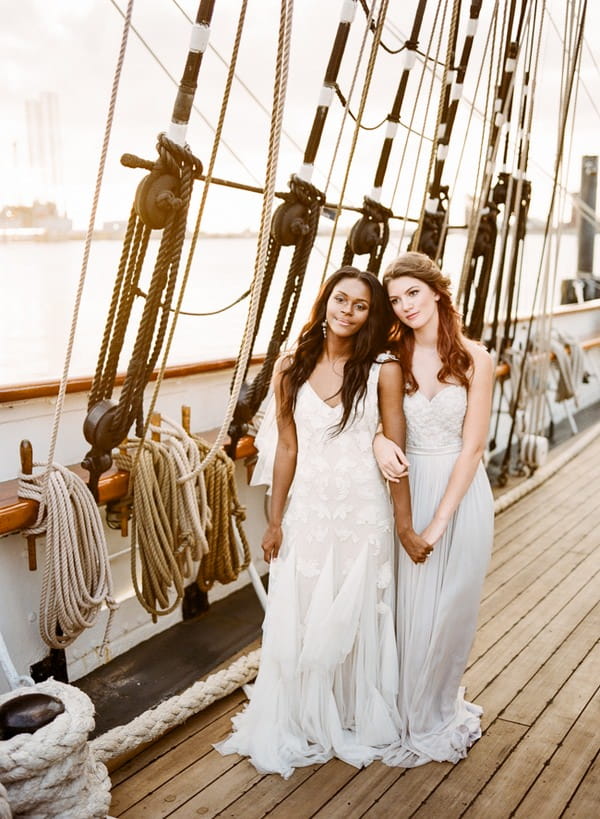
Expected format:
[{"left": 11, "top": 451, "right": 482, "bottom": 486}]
[{"left": 0, "top": 222, "right": 580, "bottom": 243}]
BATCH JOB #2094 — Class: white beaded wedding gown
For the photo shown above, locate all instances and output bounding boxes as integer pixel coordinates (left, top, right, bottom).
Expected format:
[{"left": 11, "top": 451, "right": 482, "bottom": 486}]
[
  {"left": 216, "top": 362, "right": 401, "bottom": 779},
  {"left": 383, "top": 384, "right": 494, "bottom": 767}
]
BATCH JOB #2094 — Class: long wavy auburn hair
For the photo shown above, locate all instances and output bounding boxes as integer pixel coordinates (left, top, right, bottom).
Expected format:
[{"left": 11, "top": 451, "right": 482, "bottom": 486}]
[
  {"left": 382, "top": 251, "right": 473, "bottom": 394},
  {"left": 280, "top": 266, "right": 393, "bottom": 433}
]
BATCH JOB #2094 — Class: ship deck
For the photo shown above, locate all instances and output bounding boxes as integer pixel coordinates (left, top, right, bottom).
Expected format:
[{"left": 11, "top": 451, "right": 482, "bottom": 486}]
[{"left": 108, "top": 432, "right": 600, "bottom": 818}]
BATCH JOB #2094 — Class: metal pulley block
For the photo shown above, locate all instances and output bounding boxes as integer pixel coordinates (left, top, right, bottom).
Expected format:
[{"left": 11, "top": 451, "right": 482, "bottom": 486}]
[
  {"left": 271, "top": 200, "right": 310, "bottom": 246},
  {"left": 134, "top": 171, "right": 180, "bottom": 230},
  {"left": 348, "top": 215, "right": 380, "bottom": 255}
]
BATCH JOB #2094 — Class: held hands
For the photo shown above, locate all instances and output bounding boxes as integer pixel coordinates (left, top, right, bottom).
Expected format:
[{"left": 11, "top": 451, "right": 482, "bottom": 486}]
[
  {"left": 397, "top": 526, "right": 433, "bottom": 564},
  {"left": 261, "top": 522, "right": 283, "bottom": 563},
  {"left": 373, "top": 433, "right": 410, "bottom": 482},
  {"left": 420, "top": 516, "right": 448, "bottom": 549}
]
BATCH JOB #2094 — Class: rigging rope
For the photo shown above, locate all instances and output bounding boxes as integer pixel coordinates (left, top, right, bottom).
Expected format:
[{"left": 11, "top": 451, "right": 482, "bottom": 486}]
[
  {"left": 115, "top": 417, "right": 210, "bottom": 619},
  {"left": 0, "top": 680, "right": 111, "bottom": 817},
  {"left": 193, "top": 436, "right": 251, "bottom": 592},
  {"left": 17, "top": 465, "right": 117, "bottom": 651},
  {"left": 499, "top": 0, "right": 588, "bottom": 484}
]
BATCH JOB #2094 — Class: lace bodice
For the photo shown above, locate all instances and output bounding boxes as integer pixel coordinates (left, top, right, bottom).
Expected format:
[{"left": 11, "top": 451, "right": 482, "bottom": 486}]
[{"left": 404, "top": 384, "right": 467, "bottom": 452}]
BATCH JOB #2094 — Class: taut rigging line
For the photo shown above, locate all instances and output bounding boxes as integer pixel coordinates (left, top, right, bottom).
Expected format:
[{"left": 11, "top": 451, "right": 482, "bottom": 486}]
[
  {"left": 227, "top": 0, "right": 363, "bottom": 452},
  {"left": 83, "top": 0, "right": 217, "bottom": 499}
]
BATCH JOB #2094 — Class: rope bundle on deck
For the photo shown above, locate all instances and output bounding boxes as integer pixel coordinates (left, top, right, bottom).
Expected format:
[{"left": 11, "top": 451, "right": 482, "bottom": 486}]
[
  {"left": 17, "top": 464, "right": 117, "bottom": 651},
  {"left": 0, "top": 681, "right": 111, "bottom": 818}
]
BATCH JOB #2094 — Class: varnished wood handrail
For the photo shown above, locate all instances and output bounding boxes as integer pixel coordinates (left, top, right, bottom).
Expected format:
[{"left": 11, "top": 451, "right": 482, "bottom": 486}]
[
  {"left": 0, "top": 433, "right": 258, "bottom": 537},
  {"left": 0, "top": 355, "right": 267, "bottom": 404}
]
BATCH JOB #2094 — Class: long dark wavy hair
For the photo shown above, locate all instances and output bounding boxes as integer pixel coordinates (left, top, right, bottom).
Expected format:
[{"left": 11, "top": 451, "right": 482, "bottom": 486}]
[
  {"left": 280, "top": 266, "right": 392, "bottom": 432},
  {"left": 383, "top": 251, "right": 473, "bottom": 394}
]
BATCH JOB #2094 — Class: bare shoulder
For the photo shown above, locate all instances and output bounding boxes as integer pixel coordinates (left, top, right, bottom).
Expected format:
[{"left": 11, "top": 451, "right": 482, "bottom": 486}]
[
  {"left": 273, "top": 351, "right": 294, "bottom": 377},
  {"left": 464, "top": 338, "right": 494, "bottom": 376}
]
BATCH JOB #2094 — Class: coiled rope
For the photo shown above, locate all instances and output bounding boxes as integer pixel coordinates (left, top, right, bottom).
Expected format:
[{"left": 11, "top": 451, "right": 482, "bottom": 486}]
[
  {"left": 192, "top": 436, "right": 251, "bottom": 592},
  {"left": 115, "top": 417, "right": 210, "bottom": 620},
  {"left": 0, "top": 681, "right": 111, "bottom": 818},
  {"left": 17, "top": 464, "right": 117, "bottom": 651},
  {"left": 0, "top": 783, "right": 9, "bottom": 819},
  {"left": 91, "top": 648, "right": 260, "bottom": 764}
]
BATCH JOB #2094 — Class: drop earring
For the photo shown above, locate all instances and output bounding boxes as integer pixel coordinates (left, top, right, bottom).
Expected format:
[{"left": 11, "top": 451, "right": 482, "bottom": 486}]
[{"left": 321, "top": 319, "right": 327, "bottom": 338}]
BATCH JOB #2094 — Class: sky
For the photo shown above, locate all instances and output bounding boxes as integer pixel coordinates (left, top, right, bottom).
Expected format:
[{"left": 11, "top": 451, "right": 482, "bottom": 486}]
[{"left": 1, "top": 0, "right": 599, "bottom": 233}]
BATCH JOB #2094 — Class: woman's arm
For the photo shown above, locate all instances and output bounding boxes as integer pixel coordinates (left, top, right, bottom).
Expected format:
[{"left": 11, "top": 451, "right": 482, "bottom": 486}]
[
  {"left": 378, "top": 361, "right": 432, "bottom": 564},
  {"left": 262, "top": 359, "right": 298, "bottom": 563},
  {"left": 421, "top": 343, "right": 494, "bottom": 546}
]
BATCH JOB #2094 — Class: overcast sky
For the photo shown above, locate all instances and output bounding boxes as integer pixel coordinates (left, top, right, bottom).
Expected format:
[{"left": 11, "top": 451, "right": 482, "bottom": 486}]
[{"left": 1, "top": 0, "right": 599, "bottom": 231}]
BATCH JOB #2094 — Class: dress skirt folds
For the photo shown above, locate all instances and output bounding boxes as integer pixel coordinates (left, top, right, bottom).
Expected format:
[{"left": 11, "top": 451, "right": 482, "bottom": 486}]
[
  {"left": 383, "top": 386, "right": 494, "bottom": 767},
  {"left": 216, "top": 363, "right": 402, "bottom": 778}
]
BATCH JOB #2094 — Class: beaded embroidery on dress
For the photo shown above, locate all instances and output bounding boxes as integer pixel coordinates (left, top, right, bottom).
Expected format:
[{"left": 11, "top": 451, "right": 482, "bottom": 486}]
[{"left": 216, "top": 362, "right": 401, "bottom": 778}]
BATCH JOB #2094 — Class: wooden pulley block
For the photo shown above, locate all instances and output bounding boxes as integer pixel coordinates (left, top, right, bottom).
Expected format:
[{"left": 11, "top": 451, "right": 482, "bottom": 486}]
[{"left": 134, "top": 171, "right": 180, "bottom": 230}]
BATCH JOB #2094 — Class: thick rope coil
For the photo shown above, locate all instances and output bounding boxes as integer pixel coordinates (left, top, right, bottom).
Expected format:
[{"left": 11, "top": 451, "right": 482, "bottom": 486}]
[
  {"left": 0, "top": 782, "right": 10, "bottom": 819},
  {"left": 192, "top": 437, "right": 251, "bottom": 592},
  {"left": 0, "top": 681, "right": 111, "bottom": 818},
  {"left": 115, "top": 418, "right": 210, "bottom": 619},
  {"left": 91, "top": 648, "right": 260, "bottom": 764},
  {"left": 17, "top": 464, "right": 117, "bottom": 651}
]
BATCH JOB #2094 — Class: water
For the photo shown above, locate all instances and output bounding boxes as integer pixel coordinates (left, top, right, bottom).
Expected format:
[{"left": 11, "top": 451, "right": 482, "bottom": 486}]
[{"left": 0, "top": 230, "right": 595, "bottom": 385}]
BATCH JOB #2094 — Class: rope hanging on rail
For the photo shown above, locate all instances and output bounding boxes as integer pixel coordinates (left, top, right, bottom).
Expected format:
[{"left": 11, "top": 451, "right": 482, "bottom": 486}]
[
  {"left": 193, "top": 435, "right": 251, "bottom": 592},
  {"left": 17, "top": 463, "right": 117, "bottom": 651},
  {"left": 115, "top": 416, "right": 210, "bottom": 620}
]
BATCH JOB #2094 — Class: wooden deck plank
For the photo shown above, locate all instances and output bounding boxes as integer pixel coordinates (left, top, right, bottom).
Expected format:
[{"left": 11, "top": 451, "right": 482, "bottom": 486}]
[
  {"left": 108, "top": 435, "right": 600, "bottom": 818},
  {"left": 470, "top": 524, "right": 598, "bottom": 667},
  {"left": 409, "top": 718, "right": 528, "bottom": 819},
  {"left": 482, "top": 479, "right": 599, "bottom": 599},
  {"left": 478, "top": 508, "right": 599, "bottom": 629},
  {"left": 167, "top": 758, "right": 264, "bottom": 818},
  {"left": 111, "top": 707, "right": 244, "bottom": 816},
  {"left": 478, "top": 596, "right": 600, "bottom": 729},
  {"left": 463, "top": 642, "right": 600, "bottom": 817},
  {"left": 214, "top": 764, "right": 318, "bottom": 818},
  {"left": 483, "top": 475, "right": 599, "bottom": 597},
  {"left": 110, "top": 689, "right": 245, "bottom": 787},
  {"left": 500, "top": 602, "right": 600, "bottom": 726},
  {"left": 562, "top": 749, "right": 600, "bottom": 818},
  {"left": 464, "top": 547, "right": 600, "bottom": 696},
  {"left": 310, "top": 762, "right": 402, "bottom": 818},
  {"left": 265, "top": 759, "right": 360, "bottom": 818},
  {"left": 513, "top": 687, "right": 600, "bottom": 818},
  {"left": 491, "top": 444, "right": 598, "bottom": 537}
]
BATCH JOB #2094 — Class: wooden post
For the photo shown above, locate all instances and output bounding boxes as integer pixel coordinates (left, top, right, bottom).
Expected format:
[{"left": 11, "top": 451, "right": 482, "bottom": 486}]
[
  {"left": 19, "top": 440, "right": 37, "bottom": 571},
  {"left": 151, "top": 412, "right": 162, "bottom": 442},
  {"left": 182, "top": 405, "right": 191, "bottom": 435}
]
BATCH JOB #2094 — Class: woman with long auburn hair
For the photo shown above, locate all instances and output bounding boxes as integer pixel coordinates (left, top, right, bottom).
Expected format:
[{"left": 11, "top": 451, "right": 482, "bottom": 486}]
[
  {"left": 217, "top": 266, "right": 414, "bottom": 778},
  {"left": 374, "top": 250, "right": 495, "bottom": 767}
]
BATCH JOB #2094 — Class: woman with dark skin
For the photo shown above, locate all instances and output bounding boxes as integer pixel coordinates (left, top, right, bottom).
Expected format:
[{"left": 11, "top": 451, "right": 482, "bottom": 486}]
[
  {"left": 375, "top": 251, "right": 495, "bottom": 767},
  {"left": 217, "top": 266, "right": 418, "bottom": 778}
]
